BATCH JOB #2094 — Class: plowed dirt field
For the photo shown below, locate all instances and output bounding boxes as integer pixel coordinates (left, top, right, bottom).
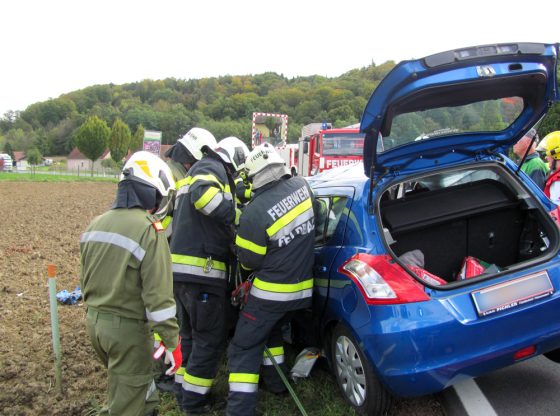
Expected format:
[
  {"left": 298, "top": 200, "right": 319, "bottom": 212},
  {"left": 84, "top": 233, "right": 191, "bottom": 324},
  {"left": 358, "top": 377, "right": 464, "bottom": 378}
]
[
  {"left": 0, "top": 182, "right": 116, "bottom": 415},
  {"left": 0, "top": 181, "right": 444, "bottom": 416}
]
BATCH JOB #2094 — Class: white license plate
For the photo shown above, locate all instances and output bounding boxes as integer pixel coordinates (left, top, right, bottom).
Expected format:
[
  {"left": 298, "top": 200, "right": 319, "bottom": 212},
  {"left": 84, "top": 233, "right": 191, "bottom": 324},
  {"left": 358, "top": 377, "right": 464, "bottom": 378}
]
[{"left": 471, "top": 271, "right": 554, "bottom": 317}]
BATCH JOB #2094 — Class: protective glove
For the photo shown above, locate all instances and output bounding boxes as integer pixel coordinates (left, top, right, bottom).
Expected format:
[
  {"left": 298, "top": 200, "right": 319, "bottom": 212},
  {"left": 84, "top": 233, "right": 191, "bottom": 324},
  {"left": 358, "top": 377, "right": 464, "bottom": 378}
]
[
  {"left": 152, "top": 335, "right": 182, "bottom": 375},
  {"left": 164, "top": 343, "right": 183, "bottom": 375}
]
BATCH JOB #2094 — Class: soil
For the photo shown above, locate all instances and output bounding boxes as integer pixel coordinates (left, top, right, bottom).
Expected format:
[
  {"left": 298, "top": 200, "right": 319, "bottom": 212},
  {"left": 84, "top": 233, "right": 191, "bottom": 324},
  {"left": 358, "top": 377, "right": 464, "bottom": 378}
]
[
  {"left": 0, "top": 182, "right": 116, "bottom": 415},
  {"left": 0, "top": 181, "right": 444, "bottom": 416}
]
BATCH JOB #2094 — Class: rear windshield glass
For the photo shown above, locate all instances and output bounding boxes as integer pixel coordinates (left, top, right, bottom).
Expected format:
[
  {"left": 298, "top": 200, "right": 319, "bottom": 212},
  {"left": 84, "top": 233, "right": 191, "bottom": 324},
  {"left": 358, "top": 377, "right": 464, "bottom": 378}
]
[
  {"left": 322, "top": 133, "right": 365, "bottom": 156},
  {"left": 379, "top": 97, "right": 524, "bottom": 152}
]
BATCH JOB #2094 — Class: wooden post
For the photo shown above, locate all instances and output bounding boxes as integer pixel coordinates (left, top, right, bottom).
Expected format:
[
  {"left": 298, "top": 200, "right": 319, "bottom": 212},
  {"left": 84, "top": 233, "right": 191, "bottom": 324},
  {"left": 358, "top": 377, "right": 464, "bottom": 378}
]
[{"left": 48, "top": 264, "right": 63, "bottom": 394}]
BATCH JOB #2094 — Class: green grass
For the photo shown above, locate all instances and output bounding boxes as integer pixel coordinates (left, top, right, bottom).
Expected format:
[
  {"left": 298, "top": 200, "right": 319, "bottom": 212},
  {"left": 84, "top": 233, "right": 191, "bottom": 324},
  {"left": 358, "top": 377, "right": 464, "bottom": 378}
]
[
  {"left": 156, "top": 347, "right": 356, "bottom": 416},
  {"left": 0, "top": 172, "right": 118, "bottom": 182}
]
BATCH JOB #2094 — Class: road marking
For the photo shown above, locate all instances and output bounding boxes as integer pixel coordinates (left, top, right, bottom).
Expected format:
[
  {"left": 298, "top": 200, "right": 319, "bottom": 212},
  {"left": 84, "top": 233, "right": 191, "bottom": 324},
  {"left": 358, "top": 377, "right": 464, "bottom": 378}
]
[{"left": 453, "top": 378, "right": 498, "bottom": 416}]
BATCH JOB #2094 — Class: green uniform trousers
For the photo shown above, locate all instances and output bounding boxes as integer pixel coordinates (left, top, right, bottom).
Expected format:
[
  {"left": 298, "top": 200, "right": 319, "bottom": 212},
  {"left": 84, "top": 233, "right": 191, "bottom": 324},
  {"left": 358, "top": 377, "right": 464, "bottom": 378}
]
[{"left": 86, "top": 308, "right": 158, "bottom": 416}]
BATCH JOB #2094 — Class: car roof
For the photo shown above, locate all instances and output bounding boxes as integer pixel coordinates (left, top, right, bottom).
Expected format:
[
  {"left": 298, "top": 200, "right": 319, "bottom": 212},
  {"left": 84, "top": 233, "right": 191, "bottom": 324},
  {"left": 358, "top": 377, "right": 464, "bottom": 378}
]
[{"left": 306, "top": 162, "right": 367, "bottom": 189}]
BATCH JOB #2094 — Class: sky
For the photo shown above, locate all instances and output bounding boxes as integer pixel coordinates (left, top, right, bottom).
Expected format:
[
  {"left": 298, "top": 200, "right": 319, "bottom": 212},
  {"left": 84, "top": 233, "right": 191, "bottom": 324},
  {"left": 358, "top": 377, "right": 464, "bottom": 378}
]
[{"left": 1, "top": 0, "right": 559, "bottom": 117}]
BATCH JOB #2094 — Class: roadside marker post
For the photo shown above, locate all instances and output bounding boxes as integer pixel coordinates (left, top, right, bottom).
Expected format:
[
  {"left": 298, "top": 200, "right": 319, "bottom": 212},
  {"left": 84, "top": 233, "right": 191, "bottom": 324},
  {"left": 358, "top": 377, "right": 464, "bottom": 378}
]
[{"left": 48, "top": 264, "right": 63, "bottom": 394}]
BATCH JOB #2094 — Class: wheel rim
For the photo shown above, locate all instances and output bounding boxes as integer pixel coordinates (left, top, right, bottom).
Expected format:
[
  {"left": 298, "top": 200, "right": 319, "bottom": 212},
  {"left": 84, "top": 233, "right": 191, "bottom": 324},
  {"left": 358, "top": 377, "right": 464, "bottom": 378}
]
[{"left": 334, "top": 334, "right": 367, "bottom": 406}]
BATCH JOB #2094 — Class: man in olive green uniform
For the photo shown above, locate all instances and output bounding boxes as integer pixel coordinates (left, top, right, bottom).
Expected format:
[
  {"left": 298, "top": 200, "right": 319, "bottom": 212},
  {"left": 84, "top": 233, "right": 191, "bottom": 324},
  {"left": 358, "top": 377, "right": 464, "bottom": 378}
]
[{"left": 81, "top": 151, "right": 181, "bottom": 416}]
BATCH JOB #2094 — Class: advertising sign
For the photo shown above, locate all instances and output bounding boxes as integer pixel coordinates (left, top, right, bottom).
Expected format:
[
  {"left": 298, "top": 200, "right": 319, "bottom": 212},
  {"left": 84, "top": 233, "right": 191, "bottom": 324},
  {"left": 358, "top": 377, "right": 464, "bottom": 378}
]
[{"left": 143, "top": 130, "right": 162, "bottom": 157}]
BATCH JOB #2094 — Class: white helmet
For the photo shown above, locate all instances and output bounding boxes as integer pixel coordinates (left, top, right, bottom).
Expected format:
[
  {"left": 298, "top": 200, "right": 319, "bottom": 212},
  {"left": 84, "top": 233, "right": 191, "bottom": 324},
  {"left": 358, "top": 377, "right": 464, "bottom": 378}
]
[
  {"left": 245, "top": 142, "right": 286, "bottom": 178},
  {"left": 215, "top": 136, "right": 250, "bottom": 172},
  {"left": 121, "top": 151, "right": 176, "bottom": 219},
  {"left": 178, "top": 127, "right": 217, "bottom": 161}
]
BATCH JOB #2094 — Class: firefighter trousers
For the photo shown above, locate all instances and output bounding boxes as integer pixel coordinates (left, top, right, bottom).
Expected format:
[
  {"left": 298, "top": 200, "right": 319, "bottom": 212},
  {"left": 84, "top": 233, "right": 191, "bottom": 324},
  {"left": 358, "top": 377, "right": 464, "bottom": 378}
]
[
  {"left": 226, "top": 301, "right": 292, "bottom": 416},
  {"left": 173, "top": 282, "right": 227, "bottom": 411},
  {"left": 86, "top": 308, "right": 158, "bottom": 416}
]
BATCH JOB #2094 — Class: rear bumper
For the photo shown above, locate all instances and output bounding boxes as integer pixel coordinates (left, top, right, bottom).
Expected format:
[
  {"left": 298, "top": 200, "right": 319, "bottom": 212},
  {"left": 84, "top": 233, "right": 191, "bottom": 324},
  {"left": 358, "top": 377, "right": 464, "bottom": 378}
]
[{"left": 355, "top": 289, "right": 560, "bottom": 397}]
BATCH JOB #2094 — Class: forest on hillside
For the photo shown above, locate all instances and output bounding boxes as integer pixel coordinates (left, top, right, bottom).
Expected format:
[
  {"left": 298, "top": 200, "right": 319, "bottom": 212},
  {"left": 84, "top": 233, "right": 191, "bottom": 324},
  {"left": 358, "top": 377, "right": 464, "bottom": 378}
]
[
  {"left": 0, "top": 62, "right": 395, "bottom": 156},
  {"left": 0, "top": 61, "right": 559, "bottom": 158}
]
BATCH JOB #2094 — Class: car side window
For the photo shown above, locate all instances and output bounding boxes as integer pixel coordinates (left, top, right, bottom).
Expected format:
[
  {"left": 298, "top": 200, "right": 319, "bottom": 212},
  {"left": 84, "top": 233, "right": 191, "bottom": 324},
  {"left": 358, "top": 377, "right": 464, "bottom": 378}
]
[
  {"left": 314, "top": 196, "right": 348, "bottom": 245},
  {"left": 314, "top": 197, "right": 331, "bottom": 244}
]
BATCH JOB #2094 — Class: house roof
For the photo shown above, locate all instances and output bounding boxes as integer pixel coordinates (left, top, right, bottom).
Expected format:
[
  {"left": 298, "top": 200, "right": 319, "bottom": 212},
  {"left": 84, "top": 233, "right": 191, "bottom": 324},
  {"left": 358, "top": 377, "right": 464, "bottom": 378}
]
[
  {"left": 13, "top": 151, "right": 26, "bottom": 161},
  {"left": 68, "top": 148, "right": 110, "bottom": 160}
]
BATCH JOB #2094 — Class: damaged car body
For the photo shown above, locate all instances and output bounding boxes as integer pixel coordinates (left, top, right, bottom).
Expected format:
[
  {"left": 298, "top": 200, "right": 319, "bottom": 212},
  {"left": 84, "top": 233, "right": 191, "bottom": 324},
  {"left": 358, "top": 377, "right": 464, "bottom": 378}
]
[{"left": 302, "top": 43, "right": 560, "bottom": 415}]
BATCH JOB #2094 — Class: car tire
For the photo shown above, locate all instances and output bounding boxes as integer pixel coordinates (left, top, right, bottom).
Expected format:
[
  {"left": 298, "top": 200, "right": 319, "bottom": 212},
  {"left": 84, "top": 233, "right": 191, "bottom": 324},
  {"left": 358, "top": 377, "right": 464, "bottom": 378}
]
[
  {"left": 330, "top": 323, "right": 392, "bottom": 416},
  {"left": 544, "top": 348, "right": 560, "bottom": 363}
]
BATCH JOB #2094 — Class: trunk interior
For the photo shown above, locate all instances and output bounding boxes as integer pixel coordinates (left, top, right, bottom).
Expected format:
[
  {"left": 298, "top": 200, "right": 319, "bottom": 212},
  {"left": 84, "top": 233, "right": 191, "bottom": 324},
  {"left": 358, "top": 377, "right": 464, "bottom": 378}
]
[{"left": 379, "top": 169, "right": 557, "bottom": 283}]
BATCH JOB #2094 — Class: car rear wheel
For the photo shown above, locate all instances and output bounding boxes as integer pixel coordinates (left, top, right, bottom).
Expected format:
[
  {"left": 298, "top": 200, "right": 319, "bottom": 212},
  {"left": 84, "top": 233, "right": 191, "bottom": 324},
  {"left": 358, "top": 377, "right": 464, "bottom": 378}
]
[{"left": 330, "top": 324, "right": 392, "bottom": 416}]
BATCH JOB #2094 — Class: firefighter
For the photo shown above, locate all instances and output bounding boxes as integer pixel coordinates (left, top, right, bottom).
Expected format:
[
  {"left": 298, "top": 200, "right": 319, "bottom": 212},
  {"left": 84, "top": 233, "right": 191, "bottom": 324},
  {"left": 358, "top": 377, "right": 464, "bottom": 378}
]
[
  {"left": 157, "top": 128, "right": 217, "bottom": 394},
  {"left": 170, "top": 134, "right": 249, "bottom": 413},
  {"left": 543, "top": 131, "right": 560, "bottom": 204},
  {"left": 80, "top": 151, "right": 181, "bottom": 416},
  {"left": 165, "top": 127, "right": 218, "bottom": 400},
  {"left": 513, "top": 128, "right": 549, "bottom": 190},
  {"left": 226, "top": 142, "right": 315, "bottom": 416}
]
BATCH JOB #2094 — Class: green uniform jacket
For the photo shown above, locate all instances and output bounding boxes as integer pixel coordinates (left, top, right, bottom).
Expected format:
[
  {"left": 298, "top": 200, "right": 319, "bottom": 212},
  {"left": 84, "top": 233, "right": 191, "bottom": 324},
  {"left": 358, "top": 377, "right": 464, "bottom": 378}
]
[
  {"left": 80, "top": 208, "right": 179, "bottom": 350},
  {"left": 167, "top": 159, "right": 188, "bottom": 185}
]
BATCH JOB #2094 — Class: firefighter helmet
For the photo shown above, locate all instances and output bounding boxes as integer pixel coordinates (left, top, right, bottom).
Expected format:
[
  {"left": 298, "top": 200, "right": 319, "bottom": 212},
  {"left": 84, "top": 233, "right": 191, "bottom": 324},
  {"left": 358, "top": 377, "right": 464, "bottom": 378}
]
[
  {"left": 215, "top": 136, "right": 250, "bottom": 172},
  {"left": 178, "top": 127, "right": 217, "bottom": 161},
  {"left": 121, "top": 151, "right": 176, "bottom": 218},
  {"left": 542, "top": 131, "right": 560, "bottom": 160},
  {"left": 244, "top": 142, "right": 285, "bottom": 177}
]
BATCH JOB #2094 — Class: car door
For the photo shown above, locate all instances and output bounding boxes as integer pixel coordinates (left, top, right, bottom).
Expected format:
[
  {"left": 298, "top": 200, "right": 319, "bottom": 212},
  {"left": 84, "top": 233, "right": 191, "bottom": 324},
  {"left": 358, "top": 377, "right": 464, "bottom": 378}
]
[{"left": 311, "top": 186, "right": 355, "bottom": 336}]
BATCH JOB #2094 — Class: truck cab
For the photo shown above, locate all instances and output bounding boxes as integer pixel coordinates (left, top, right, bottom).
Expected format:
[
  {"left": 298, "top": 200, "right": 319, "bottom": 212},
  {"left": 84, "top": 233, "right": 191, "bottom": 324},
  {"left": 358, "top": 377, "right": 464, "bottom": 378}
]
[{"left": 298, "top": 128, "right": 364, "bottom": 176}]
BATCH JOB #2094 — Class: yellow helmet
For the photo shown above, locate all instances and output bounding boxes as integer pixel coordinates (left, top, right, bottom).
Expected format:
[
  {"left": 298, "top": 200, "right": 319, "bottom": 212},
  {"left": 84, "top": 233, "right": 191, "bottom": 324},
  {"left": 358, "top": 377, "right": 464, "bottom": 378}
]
[{"left": 542, "top": 131, "right": 560, "bottom": 160}]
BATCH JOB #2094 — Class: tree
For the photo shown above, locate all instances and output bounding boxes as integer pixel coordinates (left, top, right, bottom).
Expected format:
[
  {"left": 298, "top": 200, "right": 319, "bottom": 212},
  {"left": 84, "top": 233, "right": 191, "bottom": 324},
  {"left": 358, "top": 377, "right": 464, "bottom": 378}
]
[
  {"left": 75, "top": 115, "right": 110, "bottom": 176},
  {"left": 26, "top": 147, "right": 42, "bottom": 174},
  {"left": 130, "top": 124, "right": 145, "bottom": 152},
  {"left": 3, "top": 142, "right": 15, "bottom": 160},
  {"left": 109, "top": 118, "right": 131, "bottom": 165}
]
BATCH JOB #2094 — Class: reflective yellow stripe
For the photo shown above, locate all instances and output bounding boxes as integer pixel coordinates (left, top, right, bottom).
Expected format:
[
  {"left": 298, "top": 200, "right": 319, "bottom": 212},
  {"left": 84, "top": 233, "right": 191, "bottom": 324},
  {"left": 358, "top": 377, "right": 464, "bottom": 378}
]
[
  {"left": 194, "top": 186, "right": 220, "bottom": 210},
  {"left": 266, "top": 199, "right": 312, "bottom": 237},
  {"left": 161, "top": 216, "right": 172, "bottom": 229},
  {"left": 265, "top": 346, "right": 284, "bottom": 357},
  {"left": 244, "top": 186, "right": 252, "bottom": 200},
  {"left": 236, "top": 235, "right": 267, "bottom": 255},
  {"left": 176, "top": 367, "right": 185, "bottom": 376},
  {"left": 171, "top": 254, "right": 227, "bottom": 271},
  {"left": 154, "top": 333, "right": 162, "bottom": 342},
  {"left": 188, "top": 174, "right": 225, "bottom": 191},
  {"left": 253, "top": 277, "right": 313, "bottom": 293},
  {"left": 184, "top": 372, "right": 213, "bottom": 387},
  {"left": 176, "top": 178, "right": 190, "bottom": 189},
  {"left": 228, "top": 373, "right": 259, "bottom": 383}
]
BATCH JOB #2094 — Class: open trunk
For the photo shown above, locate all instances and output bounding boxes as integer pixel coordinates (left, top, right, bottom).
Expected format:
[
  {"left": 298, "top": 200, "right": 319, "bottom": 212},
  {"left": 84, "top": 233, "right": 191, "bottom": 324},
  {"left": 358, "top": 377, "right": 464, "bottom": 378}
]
[{"left": 379, "top": 164, "right": 559, "bottom": 284}]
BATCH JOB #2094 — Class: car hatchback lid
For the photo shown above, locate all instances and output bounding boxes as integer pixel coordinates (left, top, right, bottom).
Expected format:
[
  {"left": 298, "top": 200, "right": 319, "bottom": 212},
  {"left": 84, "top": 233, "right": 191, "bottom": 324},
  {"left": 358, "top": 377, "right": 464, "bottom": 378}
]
[{"left": 360, "top": 43, "right": 559, "bottom": 176}]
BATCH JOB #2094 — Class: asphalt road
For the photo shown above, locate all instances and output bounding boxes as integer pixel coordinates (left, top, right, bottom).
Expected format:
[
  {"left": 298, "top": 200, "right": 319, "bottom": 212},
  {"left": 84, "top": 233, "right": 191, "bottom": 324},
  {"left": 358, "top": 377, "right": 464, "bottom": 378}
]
[{"left": 441, "top": 355, "right": 560, "bottom": 416}]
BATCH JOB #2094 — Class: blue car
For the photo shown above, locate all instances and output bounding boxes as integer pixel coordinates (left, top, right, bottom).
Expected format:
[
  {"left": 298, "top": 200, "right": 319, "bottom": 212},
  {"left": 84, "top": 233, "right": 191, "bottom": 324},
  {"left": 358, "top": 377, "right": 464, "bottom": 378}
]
[{"left": 305, "top": 43, "right": 560, "bottom": 415}]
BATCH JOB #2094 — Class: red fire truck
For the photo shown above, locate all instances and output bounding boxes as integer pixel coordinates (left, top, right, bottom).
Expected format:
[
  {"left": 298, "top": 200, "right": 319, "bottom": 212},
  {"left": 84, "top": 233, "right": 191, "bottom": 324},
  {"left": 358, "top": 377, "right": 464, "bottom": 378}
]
[{"left": 294, "top": 127, "right": 364, "bottom": 176}]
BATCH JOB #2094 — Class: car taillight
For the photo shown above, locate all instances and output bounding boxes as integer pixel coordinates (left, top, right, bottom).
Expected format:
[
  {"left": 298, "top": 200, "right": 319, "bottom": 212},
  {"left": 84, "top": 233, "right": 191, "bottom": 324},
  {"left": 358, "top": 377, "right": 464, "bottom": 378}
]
[{"left": 339, "top": 254, "right": 430, "bottom": 305}]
